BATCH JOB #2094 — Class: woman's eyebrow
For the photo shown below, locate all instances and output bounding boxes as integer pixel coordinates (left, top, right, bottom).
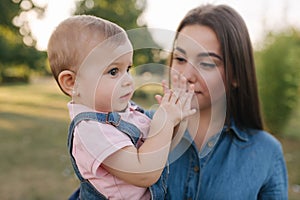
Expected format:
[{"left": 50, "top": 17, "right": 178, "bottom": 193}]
[
  {"left": 175, "top": 47, "right": 222, "bottom": 61},
  {"left": 198, "top": 52, "right": 223, "bottom": 61},
  {"left": 174, "top": 47, "right": 186, "bottom": 55}
]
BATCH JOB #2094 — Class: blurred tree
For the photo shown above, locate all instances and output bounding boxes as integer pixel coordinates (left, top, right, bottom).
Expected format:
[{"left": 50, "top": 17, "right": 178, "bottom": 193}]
[
  {"left": 0, "top": 0, "right": 46, "bottom": 84},
  {"left": 0, "top": 0, "right": 166, "bottom": 84},
  {"left": 75, "top": 0, "right": 145, "bottom": 29},
  {"left": 256, "top": 28, "right": 300, "bottom": 135},
  {"left": 74, "top": 0, "right": 166, "bottom": 75}
]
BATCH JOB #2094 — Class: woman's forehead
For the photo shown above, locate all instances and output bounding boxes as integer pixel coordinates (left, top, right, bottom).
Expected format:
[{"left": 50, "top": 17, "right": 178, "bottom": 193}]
[{"left": 176, "top": 25, "right": 221, "bottom": 56}]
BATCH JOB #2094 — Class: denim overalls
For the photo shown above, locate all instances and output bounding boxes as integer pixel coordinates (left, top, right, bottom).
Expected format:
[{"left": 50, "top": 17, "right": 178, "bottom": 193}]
[{"left": 67, "top": 108, "right": 168, "bottom": 200}]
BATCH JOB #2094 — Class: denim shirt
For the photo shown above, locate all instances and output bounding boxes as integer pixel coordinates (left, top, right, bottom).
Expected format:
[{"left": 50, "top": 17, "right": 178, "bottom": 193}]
[{"left": 166, "top": 123, "right": 288, "bottom": 200}]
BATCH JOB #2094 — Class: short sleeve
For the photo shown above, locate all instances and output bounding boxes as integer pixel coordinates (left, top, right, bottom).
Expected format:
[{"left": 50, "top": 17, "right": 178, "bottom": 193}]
[{"left": 73, "top": 120, "right": 134, "bottom": 176}]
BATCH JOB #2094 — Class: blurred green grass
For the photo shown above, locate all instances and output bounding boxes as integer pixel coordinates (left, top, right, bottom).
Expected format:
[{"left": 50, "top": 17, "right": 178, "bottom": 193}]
[
  {"left": 0, "top": 78, "right": 299, "bottom": 199},
  {"left": 0, "top": 78, "right": 79, "bottom": 200}
]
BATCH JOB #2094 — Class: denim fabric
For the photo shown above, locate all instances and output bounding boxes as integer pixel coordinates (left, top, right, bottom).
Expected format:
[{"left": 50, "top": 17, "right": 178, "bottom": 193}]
[
  {"left": 166, "top": 122, "right": 288, "bottom": 200},
  {"left": 68, "top": 110, "right": 167, "bottom": 200}
]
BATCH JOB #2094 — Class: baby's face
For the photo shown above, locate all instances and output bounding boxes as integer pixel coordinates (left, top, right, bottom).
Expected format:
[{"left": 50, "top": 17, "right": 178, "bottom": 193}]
[
  {"left": 94, "top": 50, "right": 134, "bottom": 112},
  {"left": 75, "top": 38, "right": 134, "bottom": 112}
]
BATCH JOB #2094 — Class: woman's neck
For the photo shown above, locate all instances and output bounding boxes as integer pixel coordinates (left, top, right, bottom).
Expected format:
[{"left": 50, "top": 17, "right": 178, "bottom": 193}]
[{"left": 188, "top": 101, "right": 226, "bottom": 151}]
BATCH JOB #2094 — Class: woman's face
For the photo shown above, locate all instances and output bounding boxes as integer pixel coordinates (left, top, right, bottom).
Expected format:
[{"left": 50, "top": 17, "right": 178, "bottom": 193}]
[{"left": 171, "top": 24, "right": 226, "bottom": 111}]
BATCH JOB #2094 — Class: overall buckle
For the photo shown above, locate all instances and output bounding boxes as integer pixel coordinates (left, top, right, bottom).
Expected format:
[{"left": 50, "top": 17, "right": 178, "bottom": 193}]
[{"left": 106, "top": 112, "right": 121, "bottom": 126}]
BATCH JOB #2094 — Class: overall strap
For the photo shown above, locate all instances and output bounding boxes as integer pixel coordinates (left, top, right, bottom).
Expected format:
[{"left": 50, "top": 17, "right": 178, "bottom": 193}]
[
  {"left": 67, "top": 111, "right": 142, "bottom": 181},
  {"left": 73, "top": 112, "right": 142, "bottom": 145}
]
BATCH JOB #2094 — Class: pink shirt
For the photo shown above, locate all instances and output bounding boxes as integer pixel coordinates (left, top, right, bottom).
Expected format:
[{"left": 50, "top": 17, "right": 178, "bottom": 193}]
[{"left": 68, "top": 102, "right": 151, "bottom": 200}]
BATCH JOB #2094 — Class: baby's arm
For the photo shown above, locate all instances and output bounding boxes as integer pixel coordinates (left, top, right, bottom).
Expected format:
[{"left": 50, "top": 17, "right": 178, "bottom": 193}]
[
  {"left": 155, "top": 75, "right": 192, "bottom": 150},
  {"left": 170, "top": 74, "right": 192, "bottom": 150},
  {"left": 102, "top": 75, "right": 195, "bottom": 187}
]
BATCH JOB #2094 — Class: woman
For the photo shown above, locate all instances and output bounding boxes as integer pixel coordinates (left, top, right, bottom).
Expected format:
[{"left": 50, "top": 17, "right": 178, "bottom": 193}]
[{"left": 166, "top": 4, "right": 288, "bottom": 199}]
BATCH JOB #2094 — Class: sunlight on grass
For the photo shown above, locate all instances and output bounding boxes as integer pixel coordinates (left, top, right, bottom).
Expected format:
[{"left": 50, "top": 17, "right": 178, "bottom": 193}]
[
  {"left": 0, "top": 78, "right": 69, "bottom": 129},
  {"left": 0, "top": 78, "right": 76, "bottom": 200}
]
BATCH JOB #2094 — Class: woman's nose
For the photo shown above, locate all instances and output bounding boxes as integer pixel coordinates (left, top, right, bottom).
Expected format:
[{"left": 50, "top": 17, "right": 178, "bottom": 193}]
[{"left": 182, "top": 63, "right": 196, "bottom": 84}]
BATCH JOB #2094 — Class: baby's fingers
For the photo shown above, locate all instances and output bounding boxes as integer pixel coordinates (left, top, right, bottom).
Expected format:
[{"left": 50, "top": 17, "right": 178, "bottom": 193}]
[
  {"left": 161, "top": 91, "right": 171, "bottom": 104},
  {"left": 155, "top": 94, "right": 163, "bottom": 104},
  {"left": 177, "top": 83, "right": 194, "bottom": 106},
  {"left": 181, "top": 108, "right": 197, "bottom": 119},
  {"left": 161, "top": 80, "right": 170, "bottom": 94},
  {"left": 186, "top": 84, "right": 195, "bottom": 104},
  {"left": 187, "top": 83, "right": 195, "bottom": 94},
  {"left": 178, "top": 74, "right": 188, "bottom": 90}
]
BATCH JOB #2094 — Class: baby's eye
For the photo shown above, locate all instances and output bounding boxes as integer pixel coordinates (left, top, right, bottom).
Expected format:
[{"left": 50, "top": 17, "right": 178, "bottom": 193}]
[{"left": 108, "top": 68, "right": 119, "bottom": 76}]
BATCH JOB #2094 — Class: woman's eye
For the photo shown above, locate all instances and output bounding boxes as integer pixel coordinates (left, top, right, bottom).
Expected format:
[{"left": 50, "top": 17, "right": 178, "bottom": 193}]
[
  {"left": 200, "top": 62, "right": 217, "bottom": 68},
  {"left": 174, "top": 56, "right": 187, "bottom": 64},
  {"left": 108, "top": 68, "right": 119, "bottom": 76}
]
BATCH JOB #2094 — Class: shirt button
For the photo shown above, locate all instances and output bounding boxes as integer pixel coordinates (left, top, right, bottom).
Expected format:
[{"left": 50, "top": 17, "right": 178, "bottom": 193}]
[
  {"left": 193, "top": 165, "right": 199, "bottom": 173},
  {"left": 208, "top": 141, "right": 214, "bottom": 148}
]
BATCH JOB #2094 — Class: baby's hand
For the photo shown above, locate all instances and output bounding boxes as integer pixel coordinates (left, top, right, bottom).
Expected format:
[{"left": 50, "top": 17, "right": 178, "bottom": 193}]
[
  {"left": 154, "top": 80, "right": 169, "bottom": 105},
  {"left": 156, "top": 74, "right": 195, "bottom": 126}
]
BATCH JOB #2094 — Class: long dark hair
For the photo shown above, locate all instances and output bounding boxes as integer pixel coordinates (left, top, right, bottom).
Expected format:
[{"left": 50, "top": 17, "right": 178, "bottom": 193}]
[{"left": 171, "top": 4, "right": 263, "bottom": 130}]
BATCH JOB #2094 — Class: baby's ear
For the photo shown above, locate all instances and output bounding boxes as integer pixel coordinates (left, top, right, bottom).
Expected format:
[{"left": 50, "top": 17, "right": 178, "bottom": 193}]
[{"left": 58, "top": 70, "right": 76, "bottom": 96}]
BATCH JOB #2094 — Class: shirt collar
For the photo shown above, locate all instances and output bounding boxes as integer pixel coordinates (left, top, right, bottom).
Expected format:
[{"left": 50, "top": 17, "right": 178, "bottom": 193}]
[
  {"left": 182, "top": 119, "right": 249, "bottom": 158},
  {"left": 181, "top": 129, "right": 222, "bottom": 159},
  {"left": 225, "top": 120, "right": 249, "bottom": 142}
]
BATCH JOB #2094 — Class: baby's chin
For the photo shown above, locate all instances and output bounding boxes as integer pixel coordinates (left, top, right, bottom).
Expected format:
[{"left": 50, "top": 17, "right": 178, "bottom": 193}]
[{"left": 112, "top": 102, "right": 130, "bottom": 112}]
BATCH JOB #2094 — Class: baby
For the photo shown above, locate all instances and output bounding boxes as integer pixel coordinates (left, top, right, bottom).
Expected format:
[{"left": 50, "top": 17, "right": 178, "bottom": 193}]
[{"left": 47, "top": 15, "right": 195, "bottom": 199}]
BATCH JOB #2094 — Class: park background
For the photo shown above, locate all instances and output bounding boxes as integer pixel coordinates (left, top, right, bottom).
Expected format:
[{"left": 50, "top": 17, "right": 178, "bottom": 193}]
[{"left": 0, "top": 0, "right": 300, "bottom": 199}]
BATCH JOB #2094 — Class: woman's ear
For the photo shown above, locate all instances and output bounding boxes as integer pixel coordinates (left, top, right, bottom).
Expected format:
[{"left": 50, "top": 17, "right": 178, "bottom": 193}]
[{"left": 58, "top": 70, "right": 76, "bottom": 96}]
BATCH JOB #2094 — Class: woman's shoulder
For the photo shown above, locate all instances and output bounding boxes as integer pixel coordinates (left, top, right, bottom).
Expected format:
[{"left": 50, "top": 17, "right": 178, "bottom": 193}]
[
  {"left": 228, "top": 127, "right": 285, "bottom": 166},
  {"left": 229, "top": 123, "right": 283, "bottom": 153},
  {"left": 230, "top": 124, "right": 281, "bottom": 148},
  {"left": 247, "top": 128, "right": 283, "bottom": 152}
]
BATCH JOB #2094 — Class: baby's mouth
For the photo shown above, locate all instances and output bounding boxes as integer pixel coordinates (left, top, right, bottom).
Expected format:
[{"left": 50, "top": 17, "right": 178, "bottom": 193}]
[{"left": 120, "top": 91, "right": 132, "bottom": 99}]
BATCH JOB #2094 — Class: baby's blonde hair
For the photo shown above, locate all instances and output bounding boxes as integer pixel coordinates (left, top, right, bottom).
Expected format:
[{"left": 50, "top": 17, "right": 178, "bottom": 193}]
[{"left": 47, "top": 15, "right": 126, "bottom": 94}]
